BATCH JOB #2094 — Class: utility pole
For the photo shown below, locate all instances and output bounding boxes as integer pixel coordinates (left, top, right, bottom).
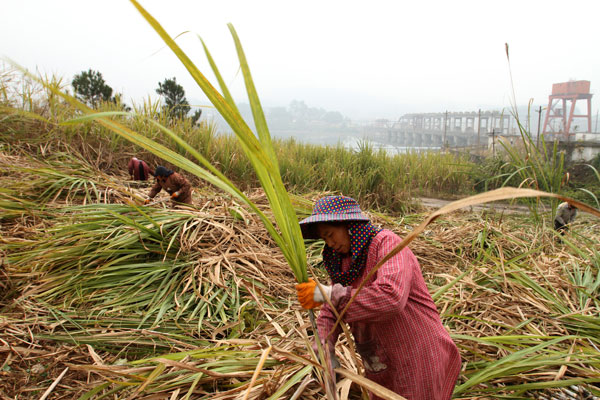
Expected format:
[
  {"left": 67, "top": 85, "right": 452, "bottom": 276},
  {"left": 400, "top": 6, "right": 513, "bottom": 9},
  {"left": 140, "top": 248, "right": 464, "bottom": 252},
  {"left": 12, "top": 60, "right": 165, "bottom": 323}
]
[
  {"left": 477, "top": 109, "right": 481, "bottom": 155},
  {"left": 536, "top": 106, "right": 542, "bottom": 147},
  {"left": 443, "top": 110, "right": 448, "bottom": 153},
  {"left": 492, "top": 128, "right": 496, "bottom": 157}
]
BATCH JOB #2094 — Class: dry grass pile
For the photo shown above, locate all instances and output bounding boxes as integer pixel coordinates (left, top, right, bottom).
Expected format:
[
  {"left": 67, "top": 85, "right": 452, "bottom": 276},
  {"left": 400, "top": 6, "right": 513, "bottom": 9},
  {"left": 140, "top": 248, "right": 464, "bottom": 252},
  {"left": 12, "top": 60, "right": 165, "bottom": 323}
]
[{"left": 1, "top": 150, "right": 599, "bottom": 399}]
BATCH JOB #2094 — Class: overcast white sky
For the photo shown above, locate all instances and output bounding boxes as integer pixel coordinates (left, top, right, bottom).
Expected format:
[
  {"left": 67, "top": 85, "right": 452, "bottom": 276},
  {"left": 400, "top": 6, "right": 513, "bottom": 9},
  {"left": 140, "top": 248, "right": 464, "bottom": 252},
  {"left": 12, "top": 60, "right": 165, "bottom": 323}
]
[{"left": 2, "top": 0, "right": 600, "bottom": 120}]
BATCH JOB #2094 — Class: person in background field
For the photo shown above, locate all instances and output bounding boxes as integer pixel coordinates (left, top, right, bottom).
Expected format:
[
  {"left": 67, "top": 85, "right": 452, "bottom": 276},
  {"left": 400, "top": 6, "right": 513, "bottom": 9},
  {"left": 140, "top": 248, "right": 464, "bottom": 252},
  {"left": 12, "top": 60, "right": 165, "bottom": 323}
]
[
  {"left": 554, "top": 201, "right": 577, "bottom": 234},
  {"left": 295, "top": 195, "right": 461, "bottom": 400},
  {"left": 127, "top": 157, "right": 152, "bottom": 181},
  {"left": 145, "top": 166, "right": 193, "bottom": 206}
]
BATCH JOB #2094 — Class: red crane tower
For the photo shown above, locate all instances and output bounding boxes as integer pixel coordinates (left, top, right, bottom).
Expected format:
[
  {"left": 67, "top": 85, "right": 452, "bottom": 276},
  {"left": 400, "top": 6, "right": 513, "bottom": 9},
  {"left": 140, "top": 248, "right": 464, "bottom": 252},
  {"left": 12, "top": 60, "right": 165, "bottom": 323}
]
[{"left": 542, "top": 80, "right": 593, "bottom": 136}]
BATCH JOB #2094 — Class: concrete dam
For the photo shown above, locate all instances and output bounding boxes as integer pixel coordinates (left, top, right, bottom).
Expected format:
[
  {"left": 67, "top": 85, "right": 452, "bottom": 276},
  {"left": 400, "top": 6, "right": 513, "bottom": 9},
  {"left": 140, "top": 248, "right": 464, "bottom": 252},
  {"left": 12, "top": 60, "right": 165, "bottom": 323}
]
[{"left": 366, "top": 111, "right": 518, "bottom": 148}]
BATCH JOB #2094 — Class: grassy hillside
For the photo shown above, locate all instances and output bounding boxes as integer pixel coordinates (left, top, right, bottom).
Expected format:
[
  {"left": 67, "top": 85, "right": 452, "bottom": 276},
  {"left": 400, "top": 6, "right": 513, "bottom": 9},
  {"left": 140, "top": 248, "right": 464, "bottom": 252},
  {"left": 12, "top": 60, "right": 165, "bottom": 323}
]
[
  {"left": 0, "top": 68, "right": 480, "bottom": 215},
  {"left": 1, "top": 83, "right": 599, "bottom": 398}
]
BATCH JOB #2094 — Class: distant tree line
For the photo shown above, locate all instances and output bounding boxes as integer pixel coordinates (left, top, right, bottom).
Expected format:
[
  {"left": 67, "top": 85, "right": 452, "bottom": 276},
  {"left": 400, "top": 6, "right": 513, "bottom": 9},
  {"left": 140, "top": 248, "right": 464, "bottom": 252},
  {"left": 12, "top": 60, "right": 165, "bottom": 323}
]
[
  {"left": 266, "top": 100, "right": 349, "bottom": 131},
  {"left": 71, "top": 69, "right": 201, "bottom": 124},
  {"left": 71, "top": 69, "right": 350, "bottom": 131}
]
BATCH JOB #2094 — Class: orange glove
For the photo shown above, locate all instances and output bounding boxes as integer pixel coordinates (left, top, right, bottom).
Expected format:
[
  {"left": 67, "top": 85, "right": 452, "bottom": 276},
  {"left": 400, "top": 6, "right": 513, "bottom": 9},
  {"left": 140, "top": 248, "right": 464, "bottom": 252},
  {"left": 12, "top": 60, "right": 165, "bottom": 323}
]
[
  {"left": 295, "top": 279, "right": 323, "bottom": 309},
  {"left": 171, "top": 191, "right": 180, "bottom": 199}
]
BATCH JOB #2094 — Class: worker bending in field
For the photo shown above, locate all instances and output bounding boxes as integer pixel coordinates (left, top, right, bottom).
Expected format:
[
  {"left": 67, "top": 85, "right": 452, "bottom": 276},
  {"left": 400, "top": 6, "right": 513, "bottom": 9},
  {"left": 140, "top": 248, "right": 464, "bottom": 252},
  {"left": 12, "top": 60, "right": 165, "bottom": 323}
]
[
  {"left": 127, "top": 157, "right": 152, "bottom": 181},
  {"left": 295, "top": 196, "right": 461, "bottom": 400},
  {"left": 554, "top": 201, "right": 577, "bottom": 234},
  {"left": 145, "top": 166, "right": 193, "bottom": 206}
]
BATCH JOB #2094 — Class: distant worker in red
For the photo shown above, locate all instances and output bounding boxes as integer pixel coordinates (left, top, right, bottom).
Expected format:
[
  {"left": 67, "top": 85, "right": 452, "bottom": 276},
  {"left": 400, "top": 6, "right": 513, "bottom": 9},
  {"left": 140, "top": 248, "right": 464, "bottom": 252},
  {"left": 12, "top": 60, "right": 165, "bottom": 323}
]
[
  {"left": 145, "top": 166, "right": 193, "bottom": 206},
  {"left": 127, "top": 157, "right": 152, "bottom": 181}
]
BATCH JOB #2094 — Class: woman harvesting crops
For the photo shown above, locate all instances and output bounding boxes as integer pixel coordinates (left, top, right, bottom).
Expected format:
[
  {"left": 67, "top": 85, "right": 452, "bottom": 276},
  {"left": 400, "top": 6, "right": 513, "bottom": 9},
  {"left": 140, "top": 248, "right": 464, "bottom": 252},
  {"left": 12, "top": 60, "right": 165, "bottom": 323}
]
[
  {"left": 127, "top": 156, "right": 153, "bottom": 181},
  {"left": 296, "top": 195, "right": 461, "bottom": 400},
  {"left": 145, "top": 166, "right": 193, "bottom": 206}
]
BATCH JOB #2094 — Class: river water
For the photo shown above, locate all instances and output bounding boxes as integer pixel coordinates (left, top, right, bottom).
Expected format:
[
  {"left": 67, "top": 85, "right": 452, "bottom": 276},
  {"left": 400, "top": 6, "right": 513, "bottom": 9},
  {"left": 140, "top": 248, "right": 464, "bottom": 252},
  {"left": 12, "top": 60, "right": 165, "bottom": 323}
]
[{"left": 342, "top": 136, "right": 441, "bottom": 155}]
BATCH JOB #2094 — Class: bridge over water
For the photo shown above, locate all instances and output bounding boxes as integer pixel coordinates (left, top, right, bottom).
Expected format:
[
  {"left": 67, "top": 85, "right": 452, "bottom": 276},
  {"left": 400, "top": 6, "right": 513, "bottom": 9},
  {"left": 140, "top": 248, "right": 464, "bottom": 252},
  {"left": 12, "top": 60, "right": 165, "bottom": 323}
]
[{"left": 365, "top": 111, "right": 519, "bottom": 148}]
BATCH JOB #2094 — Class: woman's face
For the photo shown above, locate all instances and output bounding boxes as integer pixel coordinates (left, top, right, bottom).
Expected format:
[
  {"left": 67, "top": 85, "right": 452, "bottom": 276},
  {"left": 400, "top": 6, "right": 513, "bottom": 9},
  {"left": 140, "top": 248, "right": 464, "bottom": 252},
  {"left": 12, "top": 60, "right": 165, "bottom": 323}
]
[{"left": 317, "top": 223, "right": 351, "bottom": 255}]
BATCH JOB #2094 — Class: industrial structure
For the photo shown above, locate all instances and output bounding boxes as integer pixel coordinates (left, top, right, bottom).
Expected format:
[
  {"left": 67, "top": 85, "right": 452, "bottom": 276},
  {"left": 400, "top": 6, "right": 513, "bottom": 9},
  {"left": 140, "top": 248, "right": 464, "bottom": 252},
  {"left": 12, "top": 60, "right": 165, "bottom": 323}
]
[
  {"left": 362, "top": 80, "right": 599, "bottom": 161},
  {"left": 541, "top": 80, "right": 593, "bottom": 136}
]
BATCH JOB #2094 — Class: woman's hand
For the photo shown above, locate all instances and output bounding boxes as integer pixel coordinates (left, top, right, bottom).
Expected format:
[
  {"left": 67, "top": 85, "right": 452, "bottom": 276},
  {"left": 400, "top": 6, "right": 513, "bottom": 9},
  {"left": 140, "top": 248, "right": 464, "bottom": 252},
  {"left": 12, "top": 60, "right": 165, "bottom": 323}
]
[
  {"left": 313, "top": 283, "right": 346, "bottom": 308},
  {"left": 295, "top": 279, "right": 346, "bottom": 309},
  {"left": 295, "top": 279, "right": 322, "bottom": 309}
]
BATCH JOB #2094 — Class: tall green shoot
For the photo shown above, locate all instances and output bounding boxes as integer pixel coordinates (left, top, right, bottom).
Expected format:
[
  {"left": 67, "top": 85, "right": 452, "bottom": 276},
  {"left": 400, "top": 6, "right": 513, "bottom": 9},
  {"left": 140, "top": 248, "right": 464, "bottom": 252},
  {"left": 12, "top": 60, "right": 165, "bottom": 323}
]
[{"left": 498, "top": 44, "right": 568, "bottom": 221}]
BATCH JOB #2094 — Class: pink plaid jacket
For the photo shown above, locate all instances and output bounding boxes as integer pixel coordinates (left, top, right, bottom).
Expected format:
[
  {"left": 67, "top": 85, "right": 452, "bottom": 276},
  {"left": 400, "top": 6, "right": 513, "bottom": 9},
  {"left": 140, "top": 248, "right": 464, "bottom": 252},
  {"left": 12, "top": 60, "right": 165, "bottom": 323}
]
[{"left": 317, "top": 230, "right": 461, "bottom": 400}]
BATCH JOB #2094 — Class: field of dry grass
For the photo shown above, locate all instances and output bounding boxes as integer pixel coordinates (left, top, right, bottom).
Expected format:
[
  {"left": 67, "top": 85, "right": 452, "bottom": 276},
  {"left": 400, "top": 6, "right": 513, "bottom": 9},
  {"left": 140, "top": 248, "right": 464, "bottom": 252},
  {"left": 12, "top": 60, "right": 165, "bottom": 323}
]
[
  {"left": 1, "top": 147, "right": 599, "bottom": 399},
  {"left": 1, "top": 22, "right": 599, "bottom": 396}
]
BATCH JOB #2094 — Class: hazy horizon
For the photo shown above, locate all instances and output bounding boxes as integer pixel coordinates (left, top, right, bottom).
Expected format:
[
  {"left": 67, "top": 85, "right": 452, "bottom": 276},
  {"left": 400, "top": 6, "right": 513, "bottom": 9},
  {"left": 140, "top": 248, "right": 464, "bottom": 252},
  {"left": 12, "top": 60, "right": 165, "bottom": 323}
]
[{"left": 3, "top": 0, "right": 600, "bottom": 122}]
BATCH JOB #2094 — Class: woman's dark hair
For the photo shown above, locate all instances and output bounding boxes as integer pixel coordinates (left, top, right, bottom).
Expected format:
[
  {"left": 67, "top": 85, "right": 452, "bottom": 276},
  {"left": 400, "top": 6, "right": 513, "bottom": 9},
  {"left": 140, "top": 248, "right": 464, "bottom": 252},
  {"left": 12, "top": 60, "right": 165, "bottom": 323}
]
[
  {"left": 154, "top": 166, "right": 174, "bottom": 178},
  {"left": 305, "top": 221, "right": 348, "bottom": 239},
  {"left": 323, "top": 221, "right": 347, "bottom": 227}
]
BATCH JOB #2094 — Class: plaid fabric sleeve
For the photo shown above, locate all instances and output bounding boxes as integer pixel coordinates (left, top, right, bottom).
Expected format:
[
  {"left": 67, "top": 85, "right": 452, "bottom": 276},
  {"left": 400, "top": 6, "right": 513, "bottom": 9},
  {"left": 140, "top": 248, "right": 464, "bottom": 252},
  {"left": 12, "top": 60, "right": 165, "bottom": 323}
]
[
  {"left": 316, "top": 302, "right": 343, "bottom": 346},
  {"left": 341, "top": 233, "right": 413, "bottom": 323}
]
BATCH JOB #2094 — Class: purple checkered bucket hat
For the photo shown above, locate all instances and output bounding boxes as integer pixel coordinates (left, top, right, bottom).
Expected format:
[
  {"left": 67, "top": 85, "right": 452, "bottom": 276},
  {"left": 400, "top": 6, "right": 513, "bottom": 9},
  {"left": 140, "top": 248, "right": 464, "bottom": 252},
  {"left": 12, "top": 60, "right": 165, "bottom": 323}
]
[{"left": 299, "top": 196, "right": 369, "bottom": 239}]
